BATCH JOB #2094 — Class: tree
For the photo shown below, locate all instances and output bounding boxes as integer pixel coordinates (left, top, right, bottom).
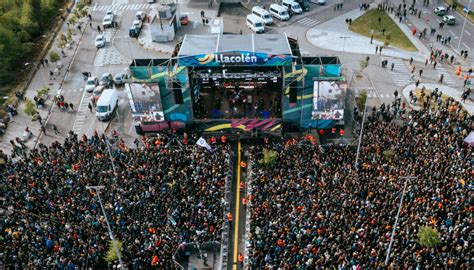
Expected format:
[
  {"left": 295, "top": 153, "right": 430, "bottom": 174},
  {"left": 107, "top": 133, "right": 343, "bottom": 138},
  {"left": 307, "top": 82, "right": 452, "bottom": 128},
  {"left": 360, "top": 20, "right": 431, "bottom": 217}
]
[
  {"left": 356, "top": 90, "right": 367, "bottom": 111},
  {"left": 50, "top": 51, "right": 60, "bottom": 63},
  {"left": 36, "top": 86, "right": 49, "bottom": 98},
  {"left": 24, "top": 98, "right": 37, "bottom": 117},
  {"left": 104, "top": 240, "right": 123, "bottom": 263},
  {"left": 417, "top": 226, "right": 440, "bottom": 248},
  {"left": 259, "top": 149, "right": 278, "bottom": 167}
]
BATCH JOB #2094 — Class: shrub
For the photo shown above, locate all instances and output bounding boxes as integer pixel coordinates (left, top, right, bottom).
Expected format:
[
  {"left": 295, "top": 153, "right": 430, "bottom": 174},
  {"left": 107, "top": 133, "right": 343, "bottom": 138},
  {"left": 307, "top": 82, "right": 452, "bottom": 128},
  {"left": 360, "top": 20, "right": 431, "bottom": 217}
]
[
  {"left": 417, "top": 226, "right": 440, "bottom": 248},
  {"left": 50, "top": 51, "right": 60, "bottom": 63},
  {"left": 259, "top": 149, "right": 278, "bottom": 167},
  {"left": 36, "top": 87, "right": 49, "bottom": 98},
  {"left": 24, "top": 98, "right": 37, "bottom": 117},
  {"left": 104, "top": 240, "right": 123, "bottom": 262},
  {"left": 356, "top": 90, "right": 367, "bottom": 111}
]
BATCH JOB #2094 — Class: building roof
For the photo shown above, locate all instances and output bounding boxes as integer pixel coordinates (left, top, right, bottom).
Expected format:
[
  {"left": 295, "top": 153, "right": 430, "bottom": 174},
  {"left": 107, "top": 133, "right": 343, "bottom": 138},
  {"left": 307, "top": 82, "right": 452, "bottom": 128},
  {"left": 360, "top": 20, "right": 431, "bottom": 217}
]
[{"left": 177, "top": 34, "right": 293, "bottom": 57}]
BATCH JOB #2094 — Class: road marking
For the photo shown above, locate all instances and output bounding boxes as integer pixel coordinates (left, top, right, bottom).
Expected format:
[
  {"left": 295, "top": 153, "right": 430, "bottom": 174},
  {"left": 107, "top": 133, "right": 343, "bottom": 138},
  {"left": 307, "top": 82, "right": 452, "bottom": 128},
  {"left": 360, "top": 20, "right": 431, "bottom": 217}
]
[
  {"left": 93, "top": 2, "right": 98, "bottom": 11},
  {"left": 463, "top": 43, "right": 470, "bottom": 49},
  {"left": 232, "top": 141, "right": 242, "bottom": 270},
  {"left": 465, "top": 31, "right": 472, "bottom": 36},
  {"left": 449, "top": 30, "right": 456, "bottom": 36}
]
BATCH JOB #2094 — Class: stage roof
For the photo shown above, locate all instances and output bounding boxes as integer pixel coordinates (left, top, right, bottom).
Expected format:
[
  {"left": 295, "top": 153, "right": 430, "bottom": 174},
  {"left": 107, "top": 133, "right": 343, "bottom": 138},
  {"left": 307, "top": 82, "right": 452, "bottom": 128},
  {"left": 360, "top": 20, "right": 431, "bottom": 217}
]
[{"left": 178, "top": 34, "right": 293, "bottom": 56}]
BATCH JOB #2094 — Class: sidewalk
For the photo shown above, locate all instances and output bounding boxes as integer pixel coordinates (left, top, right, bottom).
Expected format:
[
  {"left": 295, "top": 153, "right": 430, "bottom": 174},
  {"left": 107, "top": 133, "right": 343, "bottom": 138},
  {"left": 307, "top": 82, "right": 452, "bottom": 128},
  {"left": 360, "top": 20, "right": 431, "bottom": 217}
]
[
  {"left": 402, "top": 82, "right": 474, "bottom": 115},
  {"left": 306, "top": 5, "right": 428, "bottom": 62},
  {"left": 0, "top": 5, "right": 89, "bottom": 155}
]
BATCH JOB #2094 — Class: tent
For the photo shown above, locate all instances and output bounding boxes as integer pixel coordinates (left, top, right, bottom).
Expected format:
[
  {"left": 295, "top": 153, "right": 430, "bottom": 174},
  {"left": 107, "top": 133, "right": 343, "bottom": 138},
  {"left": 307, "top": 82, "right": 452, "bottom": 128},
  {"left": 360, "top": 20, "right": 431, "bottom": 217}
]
[{"left": 464, "top": 131, "right": 474, "bottom": 147}]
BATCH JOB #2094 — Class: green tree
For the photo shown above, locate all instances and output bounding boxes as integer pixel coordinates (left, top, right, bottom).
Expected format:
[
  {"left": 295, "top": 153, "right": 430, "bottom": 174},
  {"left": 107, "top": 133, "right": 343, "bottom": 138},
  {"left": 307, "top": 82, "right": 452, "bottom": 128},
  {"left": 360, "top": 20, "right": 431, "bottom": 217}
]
[
  {"left": 259, "top": 149, "right": 278, "bottom": 167},
  {"left": 384, "top": 34, "right": 391, "bottom": 48},
  {"left": 104, "top": 240, "right": 123, "bottom": 263},
  {"left": 417, "top": 226, "right": 440, "bottom": 248},
  {"left": 24, "top": 97, "right": 37, "bottom": 116},
  {"left": 50, "top": 51, "right": 60, "bottom": 63},
  {"left": 356, "top": 90, "right": 367, "bottom": 111}
]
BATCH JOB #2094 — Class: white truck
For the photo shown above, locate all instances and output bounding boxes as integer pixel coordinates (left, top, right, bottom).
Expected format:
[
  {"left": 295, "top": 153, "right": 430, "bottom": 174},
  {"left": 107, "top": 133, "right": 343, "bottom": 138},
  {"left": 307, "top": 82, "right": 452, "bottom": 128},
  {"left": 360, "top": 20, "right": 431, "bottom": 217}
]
[{"left": 96, "top": 89, "right": 118, "bottom": 121}]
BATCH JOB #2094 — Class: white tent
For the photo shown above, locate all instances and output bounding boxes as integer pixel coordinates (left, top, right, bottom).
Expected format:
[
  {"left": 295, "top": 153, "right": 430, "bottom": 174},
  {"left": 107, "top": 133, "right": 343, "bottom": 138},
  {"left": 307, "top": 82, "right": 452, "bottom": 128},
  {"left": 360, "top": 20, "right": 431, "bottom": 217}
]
[{"left": 464, "top": 131, "right": 474, "bottom": 147}]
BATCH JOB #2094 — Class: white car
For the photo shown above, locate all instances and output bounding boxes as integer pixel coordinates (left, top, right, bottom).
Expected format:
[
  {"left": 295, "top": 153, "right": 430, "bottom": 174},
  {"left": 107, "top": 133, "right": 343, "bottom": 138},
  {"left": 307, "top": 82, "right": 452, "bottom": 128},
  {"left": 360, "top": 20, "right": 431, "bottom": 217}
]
[
  {"left": 106, "top": 10, "right": 115, "bottom": 19},
  {"left": 103, "top": 14, "right": 114, "bottom": 28},
  {"left": 136, "top": 11, "right": 146, "bottom": 22},
  {"left": 114, "top": 73, "right": 128, "bottom": 85},
  {"left": 133, "top": 20, "right": 143, "bottom": 29},
  {"left": 95, "top": 34, "right": 106, "bottom": 48},
  {"left": 85, "top": 77, "right": 99, "bottom": 92}
]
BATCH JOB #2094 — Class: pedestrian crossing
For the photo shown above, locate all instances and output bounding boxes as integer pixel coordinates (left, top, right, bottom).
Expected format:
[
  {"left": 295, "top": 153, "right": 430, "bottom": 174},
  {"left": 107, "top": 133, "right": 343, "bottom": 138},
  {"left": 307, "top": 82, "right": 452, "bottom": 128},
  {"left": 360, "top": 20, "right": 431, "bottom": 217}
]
[
  {"left": 72, "top": 92, "right": 92, "bottom": 134},
  {"left": 297, "top": 17, "right": 319, "bottom": 27},
  {"left": 381, "top": 57, "right": 411, "bottom": 87},
  {"left": 435, "top": 66, "right": 457, "bottom": 86},
  {"left": 355, "top": 87, "right": 394, "bottom": 100},
  {"left": 94, "top": 3, "right": 151, "bottom": 12}
]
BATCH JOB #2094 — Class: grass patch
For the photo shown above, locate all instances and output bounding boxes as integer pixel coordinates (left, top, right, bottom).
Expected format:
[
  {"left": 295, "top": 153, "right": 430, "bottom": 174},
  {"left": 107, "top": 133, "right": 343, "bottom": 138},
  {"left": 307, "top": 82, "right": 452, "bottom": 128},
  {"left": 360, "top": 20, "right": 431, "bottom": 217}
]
[
  {"left": 445, "top": 0, "right": 474, "bottom": 24},
  {"left": 349, "top": 9, "right": 417, "bottom": 52}
]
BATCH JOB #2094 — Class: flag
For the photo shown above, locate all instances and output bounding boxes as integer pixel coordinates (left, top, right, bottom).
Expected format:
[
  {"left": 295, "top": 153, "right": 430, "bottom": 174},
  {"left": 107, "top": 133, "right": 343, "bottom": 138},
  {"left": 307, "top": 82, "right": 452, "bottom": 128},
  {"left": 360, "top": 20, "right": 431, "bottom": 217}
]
[{"left": 196, "top": 137, "right": 212, "bottom": 151}]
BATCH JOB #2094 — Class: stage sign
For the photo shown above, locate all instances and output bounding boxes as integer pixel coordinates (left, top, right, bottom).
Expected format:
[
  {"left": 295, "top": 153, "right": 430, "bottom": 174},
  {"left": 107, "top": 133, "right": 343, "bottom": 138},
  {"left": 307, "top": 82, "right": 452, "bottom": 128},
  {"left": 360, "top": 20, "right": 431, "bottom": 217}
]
[{"left": 178, "top": 51, "right": 293, "bottom": 67}]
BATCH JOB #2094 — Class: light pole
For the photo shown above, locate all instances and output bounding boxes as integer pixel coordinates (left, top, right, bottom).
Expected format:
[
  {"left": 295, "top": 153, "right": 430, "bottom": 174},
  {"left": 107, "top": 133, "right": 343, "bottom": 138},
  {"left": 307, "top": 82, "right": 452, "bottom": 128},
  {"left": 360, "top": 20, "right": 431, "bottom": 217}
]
[
  {"left": 86, "top": 185, "right": 124, "bottom": 270},
  {"left": 339, "top": 36, "right": 350, "bottom": 64},
  {"left": 457, "top": 0, "right": 472, "bottom": 51},
  {"left": 384, "top": 176, "right": 418, "bottom": 266},
  {"left": 354, "top": 95, "right": 368, "bottom": 169}
]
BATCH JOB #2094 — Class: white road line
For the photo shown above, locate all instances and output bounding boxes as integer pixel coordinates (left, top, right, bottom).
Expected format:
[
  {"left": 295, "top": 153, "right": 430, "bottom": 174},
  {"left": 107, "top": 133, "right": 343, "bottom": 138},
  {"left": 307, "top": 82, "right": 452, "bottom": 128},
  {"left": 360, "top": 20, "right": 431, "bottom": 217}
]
[
  {"left": 93, "top": 2, "right": 98, "bottom": 11},
  {"left": 449, "top": 30, "right": 456, "bottom": 36},
  {"left": 463, "top": 43, "right": 469, "bottom": 49},
  {"left": 465, "top": 31, "right": 472, "bottom": 36}
]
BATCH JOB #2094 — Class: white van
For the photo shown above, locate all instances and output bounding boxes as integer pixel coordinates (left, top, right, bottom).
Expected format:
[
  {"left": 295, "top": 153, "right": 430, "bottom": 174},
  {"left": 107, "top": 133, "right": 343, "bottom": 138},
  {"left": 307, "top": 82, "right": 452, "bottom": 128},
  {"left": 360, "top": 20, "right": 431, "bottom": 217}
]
[
  {"left": 252, "top": 6, "right": 273, "bottom": 25},
  {"left": 282, "top": 0, "right": 303, "bottom": 15},
  {"left": 269, "top": 4, "right": 290, "bottom": 21},
  {"left": 96, "top": 89, "right": 118, "bottom": 121},
  {"left": 246, "top": 14, "right": 265, "bottom": 33}
]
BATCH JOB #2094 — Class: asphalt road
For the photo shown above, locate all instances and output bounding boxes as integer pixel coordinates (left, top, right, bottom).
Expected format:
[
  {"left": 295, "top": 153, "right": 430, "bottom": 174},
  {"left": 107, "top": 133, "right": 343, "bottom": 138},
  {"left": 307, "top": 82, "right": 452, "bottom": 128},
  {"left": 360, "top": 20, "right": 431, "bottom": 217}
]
[{"left": 389, "top": 0, "right": 474, "bottom": 64}]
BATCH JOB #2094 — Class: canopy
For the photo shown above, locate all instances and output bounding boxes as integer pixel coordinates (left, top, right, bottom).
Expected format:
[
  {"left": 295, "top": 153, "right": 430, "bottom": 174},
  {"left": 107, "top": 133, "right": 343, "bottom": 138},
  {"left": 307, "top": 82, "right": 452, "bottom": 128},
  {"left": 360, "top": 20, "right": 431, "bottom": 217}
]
[{"left": 464, "top": 131, "right": 474, "bottom": 147}]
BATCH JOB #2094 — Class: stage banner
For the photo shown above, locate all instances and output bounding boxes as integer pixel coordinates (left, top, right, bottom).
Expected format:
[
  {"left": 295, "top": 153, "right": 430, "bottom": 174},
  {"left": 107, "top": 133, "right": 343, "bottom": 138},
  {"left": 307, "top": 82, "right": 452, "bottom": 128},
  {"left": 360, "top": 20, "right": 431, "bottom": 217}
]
[{"left": 178, "top": 51, "right": 293, "bottom": 67}]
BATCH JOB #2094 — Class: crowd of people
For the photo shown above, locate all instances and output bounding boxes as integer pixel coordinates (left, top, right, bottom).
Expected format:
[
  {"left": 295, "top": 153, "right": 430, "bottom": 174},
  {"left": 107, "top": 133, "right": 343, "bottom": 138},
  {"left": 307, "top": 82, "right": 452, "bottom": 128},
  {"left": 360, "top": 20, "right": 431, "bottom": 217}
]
[
  {"left": 1, "top": 131, "right": 231, "bottom": 269},
  {"left": 248, "top": 102, "right": 472, "bottom": 268}
]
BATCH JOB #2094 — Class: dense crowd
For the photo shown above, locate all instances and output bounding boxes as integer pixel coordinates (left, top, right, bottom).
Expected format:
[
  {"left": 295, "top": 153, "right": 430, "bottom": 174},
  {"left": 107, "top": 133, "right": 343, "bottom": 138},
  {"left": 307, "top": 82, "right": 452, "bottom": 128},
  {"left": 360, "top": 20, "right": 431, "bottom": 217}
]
[
  {"left": 248, "top": 103, "right": 472, "bottom": 268},
  {"left": 1, "top": 132, "right": 231, "bottom": 269}
]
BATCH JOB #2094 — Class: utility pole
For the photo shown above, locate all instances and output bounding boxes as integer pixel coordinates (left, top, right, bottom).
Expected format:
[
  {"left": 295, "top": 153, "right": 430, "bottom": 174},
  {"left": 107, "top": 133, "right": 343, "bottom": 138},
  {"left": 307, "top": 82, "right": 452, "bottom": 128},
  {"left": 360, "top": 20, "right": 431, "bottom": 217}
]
[
  {"left": 456, "top": 0, "right": 472, "bottom": 51},
  {"left": 384, "top": 176, "right": 417, "bottom": 266},
  {"left": 86, "top": 185, "right": 124, "bottom": 270},
  {"left": 339, "top": 36, "right": 350, "bottom": 64},
  {"left": 354, "top": 95, "right": 368, "bottom": 169}
]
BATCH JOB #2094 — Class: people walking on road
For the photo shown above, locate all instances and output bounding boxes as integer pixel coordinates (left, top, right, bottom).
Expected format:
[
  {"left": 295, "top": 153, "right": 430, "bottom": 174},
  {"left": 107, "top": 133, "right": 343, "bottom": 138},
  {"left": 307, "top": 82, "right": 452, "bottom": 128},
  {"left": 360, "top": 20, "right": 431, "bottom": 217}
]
[
  {"left": 40, "top": 59, "right": 45, "bottom": 67},
  {"left": 88, "top": 14, "right": 92, "bottom": 20},
  {"left": 44, "top": 59, "right": 49, "bottom": 66},
  {"left": 53, "top": 124, "right": 58, "bottom": 135},
  {"left": 49, "top": 70, "right": 54, "bottom": 80},
  {"left": 88, "top": 102, "right": 93, "bottom": 113},
  {"left": 78, "top": 24, "right": 82, "bottom": 32},
  {"left": 438, "top": 74, "right": 444, "bottom": 84},
  {"left": 433, "top": 61, "right": 437, "bottom": 69},
  {"left": 41, "top": 124, "right": 46, "bottom": 135},
  {"left": 375, "top": 45, "right": 378, "bottom": 54},
  {"left": 409, "top": 57, "right": 413, "bottom": 65},
  {"left": 419, "top": 69, "right": 423, "bottom": 77},
  {"left": 97, "top": 25, "right": 102, "bottom": 33},
  {"left": 379, "top": 46, "right": 382, "bottom": 54},
  {"left": 69, "top": 103, "right": 74, "bottom": 111},
  {"left": 410, "top": 72, "right": 415, "bottom": 81},
  {"left": 391, "top": 62, "right": 395, "bottom": 71}
]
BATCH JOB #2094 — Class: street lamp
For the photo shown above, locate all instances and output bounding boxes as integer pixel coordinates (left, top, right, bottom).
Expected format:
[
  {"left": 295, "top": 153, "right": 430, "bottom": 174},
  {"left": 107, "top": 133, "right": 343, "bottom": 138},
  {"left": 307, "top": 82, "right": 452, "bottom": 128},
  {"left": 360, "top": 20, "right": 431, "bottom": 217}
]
[
  {"left": 384, "top": 176, "right": 418, "bottom": 266},
  {"left": 457, "top": 0, "right": 472, "bottom": 51},
  {"left": 339, "top": 36, "right": 350, "bottom": 64},
  {"left": 86, "top": 185, "right": 124, "bottom": 270}
]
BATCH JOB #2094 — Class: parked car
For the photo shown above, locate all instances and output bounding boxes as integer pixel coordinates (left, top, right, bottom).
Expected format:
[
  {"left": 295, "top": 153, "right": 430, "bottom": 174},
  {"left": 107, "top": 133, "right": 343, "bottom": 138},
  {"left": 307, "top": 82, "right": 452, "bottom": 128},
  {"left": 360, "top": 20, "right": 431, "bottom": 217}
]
[
  {"left": 133, "top": 20, "right": 143, "bottom": 29},
  {"left": 106, "top": 10, "right": 115, "bottom": 19},
  {"left": 443, "top": 15, "right": 456, "bottom": 25},
  {"left": 434, "top": 6, "right": 446, "bottom": 16},
  {"left": 114, "top": 73, "right": 128, "bottom": 85},
  {"left": 136, "top": 11, "right": 146, "bottom": 22},
  {"left": 85, "top": 76, "right": 99, "bottom": 92},
  {"left": 99, "top": 73, "right": 113, "bottom": 87},
  {"left": 103, "top": 14, "right": 114, "bottom": 28},
  {"left": 95, "top": 34, "right": 106, "bottom": 48},
  {"left": 129, "top": 25, "right": 141, "bottom": 37},
  {"left": 91, "top": 85, "right": 106, "bottom": 103}
]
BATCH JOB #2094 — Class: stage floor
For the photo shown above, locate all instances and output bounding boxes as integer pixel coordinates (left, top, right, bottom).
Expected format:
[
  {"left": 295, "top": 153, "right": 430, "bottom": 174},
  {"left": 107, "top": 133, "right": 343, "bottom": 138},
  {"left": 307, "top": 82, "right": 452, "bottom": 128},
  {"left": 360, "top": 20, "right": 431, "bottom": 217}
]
[{"left": 195, "top": 87, "right": 282, "bottom": 119}]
